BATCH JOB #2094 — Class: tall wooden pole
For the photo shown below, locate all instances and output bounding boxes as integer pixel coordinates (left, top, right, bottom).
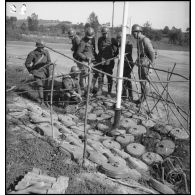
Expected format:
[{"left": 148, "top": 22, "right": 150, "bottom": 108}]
[
  {"left": 112, "top": 1, "right": 129, "bottom": 131},
  {"left": 112, "top": 1, "right": 115, "bottom": 35}
]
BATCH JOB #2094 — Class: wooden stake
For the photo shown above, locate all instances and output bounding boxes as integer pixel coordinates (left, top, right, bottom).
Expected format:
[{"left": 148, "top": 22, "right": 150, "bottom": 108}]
[
  {"left": 50, "top": 64, "right": 55, "bottom": 138},
  {"left": 82, "top": 66, "right": 92, "bottom": 167}
]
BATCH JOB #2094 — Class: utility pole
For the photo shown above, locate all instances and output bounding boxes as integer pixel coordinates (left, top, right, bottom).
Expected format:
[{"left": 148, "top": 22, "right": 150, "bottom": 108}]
[
  {"left": 112, "top": 1, "right": 115, "bottom": 36},
  {"left": 112, "top": 1, "right": 129, "bottom": 131}
]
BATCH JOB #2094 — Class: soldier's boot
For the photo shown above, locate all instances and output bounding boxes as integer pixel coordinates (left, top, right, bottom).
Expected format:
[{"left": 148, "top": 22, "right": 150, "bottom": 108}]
[
  {"left": 90, "top": 77, "right": 97, "bottom": 93},
  {"left": 140, "top": 81, "right": 147, "bottom": 103},
  {"left": 128, "top": 82, "right": 134, "bottom": 102},
  {"left": 44, "top": 95, "right": 50, "bottom": 107},
  {"left": 134, "top": 81, "right": 147, "bottom": 105},
  {"left": 122, "top": 88, "right": 127, "bottom": 100},
  {"left": 96, "top": 77, "right": 103, "bottom": 96},
  {"left": 37, "top": 87, "right": 45, "bottom": 106},
  {"left": 63, "top": 94, "right": 71, "bottom": 108},
  {"left": 107, "top": 77, "right": 113, "bottom": 98}
]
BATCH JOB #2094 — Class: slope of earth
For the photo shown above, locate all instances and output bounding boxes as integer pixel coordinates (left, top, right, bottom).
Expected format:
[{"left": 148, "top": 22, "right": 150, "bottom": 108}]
[{"left": 6, "top": 53, "right": 190, "bottom": 194}]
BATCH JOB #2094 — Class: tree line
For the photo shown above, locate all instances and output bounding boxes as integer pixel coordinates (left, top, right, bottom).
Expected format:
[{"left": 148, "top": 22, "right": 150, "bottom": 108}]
[{"left": 6, "top": 12, "right": 189, "bottom": 46}]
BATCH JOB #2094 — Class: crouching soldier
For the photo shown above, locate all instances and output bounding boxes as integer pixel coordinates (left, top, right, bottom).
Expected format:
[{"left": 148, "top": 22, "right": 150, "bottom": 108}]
[
  {"left": 61, "top": 66, "right": 82, "bottom": 107},
  {"left": 25, "top": 40, "right": 53, "bottom": 106}
]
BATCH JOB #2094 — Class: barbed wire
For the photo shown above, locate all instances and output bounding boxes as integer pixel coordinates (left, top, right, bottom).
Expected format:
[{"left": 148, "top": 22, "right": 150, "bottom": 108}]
[{"left": 6, "top": 44, "right": 189, "bottom": 133}]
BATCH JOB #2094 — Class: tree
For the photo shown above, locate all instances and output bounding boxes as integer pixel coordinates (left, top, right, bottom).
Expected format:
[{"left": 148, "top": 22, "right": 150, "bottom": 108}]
[
  {"left": 168, "top": 27, "right": 183, "bottom": 45},
  {"left": 20, "top": 22, "right": 27, "bottom": 33},
  {"left": 162, "top": 26, "right": 170, "bottom": 34},
  {"left": 143, "top": 21, "right": 152, "bottom": 29},
  {"left": 27, "top": 13, "right": 39, "bottom": 31},
  {"left": 87, "top": 12, "right": 100, "bottom": 35},
  {"left": 6, "top": 16, "right": 17, "bottom": 30}
]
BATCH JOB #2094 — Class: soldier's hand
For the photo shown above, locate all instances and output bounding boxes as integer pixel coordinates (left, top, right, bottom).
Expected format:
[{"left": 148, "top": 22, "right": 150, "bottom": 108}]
[
  {"left": 149, "top": 68, "right": 153, "bottom": 75},
  {"left": 86, "top": 57, "right": 92, "bottom": 64}
]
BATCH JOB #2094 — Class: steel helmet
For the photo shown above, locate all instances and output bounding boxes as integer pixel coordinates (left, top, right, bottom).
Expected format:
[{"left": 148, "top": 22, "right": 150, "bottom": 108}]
[
  {"left": 101, "top": 26, "right": 109, "bottom": 34},
  {"left": 131, "top": 24, "right": 143, "bottom": 33},
  {"left": 70, "top": 66, "right": 81, "bottom": 74},
  {"left": 68, "top": 28, "right": 76, "bottom": 37},
  {"left": 36, "top": 40, "right": 45, "bottom": 48},
  {"left": 85, "top": 27, "right": 94, "bottom": 39}
]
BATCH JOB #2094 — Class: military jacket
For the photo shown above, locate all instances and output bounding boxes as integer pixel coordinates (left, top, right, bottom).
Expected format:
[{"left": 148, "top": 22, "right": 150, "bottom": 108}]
[
  {"left": 25, "top": 48, "right": 51, "bottom": 71},
  {"left": 98, "top": 37, "right": 115, "bottom": 60},
  {"left": 112, "top": 39, "right": 133, "bottom": 62},
  {"left": 62, "top": 75, "right": 81, "bottom": 95},
  {"left": 137, "top": 34, "right": 155, "bottom": 63},
  {"left": 71, "top": 35, "right": 81, "bottom": 60},
  {"left": 76, "top": 37, "right": 97, "bottom": 61}
]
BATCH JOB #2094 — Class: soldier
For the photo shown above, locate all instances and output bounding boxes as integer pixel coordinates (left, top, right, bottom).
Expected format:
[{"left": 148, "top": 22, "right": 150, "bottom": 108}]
[
  {"left": 68, "top": 28, "right": 81, "bottom": 60},
  {"left": 68, "top": 28, "right": 83, "bottom": 86},
  {"left": 25, "top": 40, "right": 53, "bottom": 106},
  {"left": 60, "top": 66, "right": 82, "bottom": 107},
  {"left": 131, "top": 24, "right": 155, "bottom": 104},
  {"left": 76, "top": 27, "right": 97, "bottom": 91},
  {"left": 113, "top": 32, "right": 134, "bottom": 101},
  {"left": 93, "top": 26, "right": 116, "bottom": 97}
]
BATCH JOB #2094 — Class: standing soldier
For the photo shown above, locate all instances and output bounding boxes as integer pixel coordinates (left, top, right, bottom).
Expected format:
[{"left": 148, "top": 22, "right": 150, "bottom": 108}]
[
  {"left": 76, "top": 27, "right": 97, "bottom": 90},
  {"left": 68, "top": 28, "right": 82, "bottom": 86},
  {"left": 60, "top": 66, "right": 82, "bottom": 107},
  {"left": 25, "top": 40, "right": 53, "bottom": 106},
  {"left": 113, "top": 32, "right": 134, "bottom": 101},
  {"left": 93, "top": 26, "right": 116, "bottom": 97},
  {"left": 131, "top": 24, "right": 155, "bottom": 104}
]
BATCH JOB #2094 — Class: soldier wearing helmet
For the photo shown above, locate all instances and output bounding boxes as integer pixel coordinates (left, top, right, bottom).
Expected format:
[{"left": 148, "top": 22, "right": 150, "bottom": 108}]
[
  {"left": 90, "top": 26, "right": 117, "bottom": 97},
  {"left": 68, "top": 28, "right": 81, "bottom": 59},
  {"left": 60, "top": 66, "right": 82, "bottom": 107},
  {"left": 76, "top": 27, "right": 97, "bottom": 90},
  {"left": 112, "top": 32, "right": 134, "bottom": 101},
  {"left": 25, "top": 40, "right": 53, "bottom": 106},
  {"left": 131, "top": 24, "right": 155, "bottom": 104}
]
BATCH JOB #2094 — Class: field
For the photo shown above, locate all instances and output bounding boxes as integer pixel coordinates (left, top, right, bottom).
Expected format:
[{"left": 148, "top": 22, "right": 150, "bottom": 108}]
[{"left": 6, "top": 40, "right": 190, "bottom": 194}]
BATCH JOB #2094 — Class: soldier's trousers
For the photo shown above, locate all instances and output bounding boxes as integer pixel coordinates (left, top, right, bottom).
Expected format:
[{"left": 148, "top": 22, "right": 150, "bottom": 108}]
[
  {"left": 138, "top": 57, "right": 151, "bottom": 102},
  {"left": 122, "top": 62, "right": 134, "bottom": 98},
  {"left": 93, "top": 60, "right": 114, "bottom": 92},
  {"left": 76, "top": 61, "right": 88, "bottom": 90},
  {"left": 31, "top": 65, "right": 52, "bottom": 101},
  {"left": 63, "top": 92, "right": 81, "bottom": 107}
]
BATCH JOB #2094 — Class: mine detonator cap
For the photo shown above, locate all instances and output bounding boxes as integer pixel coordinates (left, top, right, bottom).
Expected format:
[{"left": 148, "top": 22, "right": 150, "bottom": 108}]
[
  {"left": 131, "top": 24, "right": 143, "bottom": 33},
  {"left": 101, "top": 26, "right": 109, "bottom": 34},
  {"left": 85, "top": 27, "right": 95, "bottom": 39},
  {"left": 68, "top": 28, "right": 76, "bottom": 37},
  {"left": 70, "top": 66, "right": 81, "bottom": 74},
  {"left": 36, "top": 40, "right": 45, "bottom": 48}
]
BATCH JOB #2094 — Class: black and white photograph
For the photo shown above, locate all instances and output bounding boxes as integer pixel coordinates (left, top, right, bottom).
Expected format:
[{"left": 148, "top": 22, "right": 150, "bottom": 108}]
[{"left": 5, "top": 1, "right": 190, "bottom": 194}]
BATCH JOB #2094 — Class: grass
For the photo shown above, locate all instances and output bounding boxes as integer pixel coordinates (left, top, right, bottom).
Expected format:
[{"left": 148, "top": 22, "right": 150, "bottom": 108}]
[{"left": 6, "top": 33, "right": 189, "bottom": 52}]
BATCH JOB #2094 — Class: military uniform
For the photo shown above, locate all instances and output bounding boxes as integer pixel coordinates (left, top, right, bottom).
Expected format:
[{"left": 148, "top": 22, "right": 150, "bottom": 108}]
[
  {"left": 137, "top": 34, "right": 155, "bottom": 102},
  {"left": 95, "top": 36, "right": 116, "bottom": 95},
  {"left": 61, "top": 75, "right": 82, "bottom": 107},
  {"left": 71, "top": 35, "right": 81, "bottom": 60},
  {"left": 77, "top": 37, "right": 97, "bottom": 89},
  {"left": 112, "top": 38, "right": 134, "bottom": 99},
  {"left": 25, "top": 48, "right": 52, "bottom": 103}
]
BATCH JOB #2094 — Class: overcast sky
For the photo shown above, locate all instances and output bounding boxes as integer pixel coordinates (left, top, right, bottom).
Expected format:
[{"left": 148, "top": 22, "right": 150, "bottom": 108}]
[{"left": 6, "top": 1, "right": 189, "bottom": 31}]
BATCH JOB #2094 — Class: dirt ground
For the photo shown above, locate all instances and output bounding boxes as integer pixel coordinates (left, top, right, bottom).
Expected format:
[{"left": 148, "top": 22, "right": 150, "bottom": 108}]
[{"left": 6, "top": 42, "right": 190, "bottom": 194}]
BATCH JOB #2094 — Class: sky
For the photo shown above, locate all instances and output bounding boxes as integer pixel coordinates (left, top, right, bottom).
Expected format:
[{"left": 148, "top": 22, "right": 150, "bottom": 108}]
[{"left": 6, "top": 1, "right": 190, "bottom": 32}]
